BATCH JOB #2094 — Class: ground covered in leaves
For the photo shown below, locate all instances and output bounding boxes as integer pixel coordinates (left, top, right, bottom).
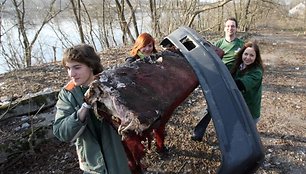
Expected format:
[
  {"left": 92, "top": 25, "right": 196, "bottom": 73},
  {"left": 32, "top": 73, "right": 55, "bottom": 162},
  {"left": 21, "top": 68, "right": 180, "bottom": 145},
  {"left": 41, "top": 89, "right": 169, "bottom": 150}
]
[{"left": 0, "top": 29, "right": 305, "bottom": 174}]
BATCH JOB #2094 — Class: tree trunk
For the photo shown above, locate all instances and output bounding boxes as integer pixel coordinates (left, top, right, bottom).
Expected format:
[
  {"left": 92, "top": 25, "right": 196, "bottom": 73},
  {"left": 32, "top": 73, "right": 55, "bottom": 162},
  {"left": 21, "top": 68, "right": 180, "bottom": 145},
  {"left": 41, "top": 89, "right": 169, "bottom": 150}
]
[
  {"left": 25, "top": 45, "right": 32, "bottom": 67},
  {"left": 80, "top": 0, "right": 96, "bottom": 49},
  {"left": 241, "top": 0, "right": 251, "bottom": 32},
  {"left": 0, "top": 0, "right": 6, "bottom": 46},
  {"left": 114, "top": 0, "right": 134, "bottom": 44},
  {"left": 125, "top": 0, "right": 139, "bottom": 38},
  {"left": 70, "top": 0, "right": 85, "bottom": 43},
  {"left": 102, "top": 0, "right": 110, "bottom": 49},
  {"left": 149, "top": 0, "right": 157, "bottom": 36}
]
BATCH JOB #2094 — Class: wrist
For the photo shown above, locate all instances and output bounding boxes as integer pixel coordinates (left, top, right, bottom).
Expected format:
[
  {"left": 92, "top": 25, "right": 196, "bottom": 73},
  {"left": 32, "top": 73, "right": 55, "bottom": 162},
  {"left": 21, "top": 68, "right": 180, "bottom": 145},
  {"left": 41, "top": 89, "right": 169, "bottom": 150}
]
[{"left": 82, "top": 102, "right": 92, "bottom": 109}]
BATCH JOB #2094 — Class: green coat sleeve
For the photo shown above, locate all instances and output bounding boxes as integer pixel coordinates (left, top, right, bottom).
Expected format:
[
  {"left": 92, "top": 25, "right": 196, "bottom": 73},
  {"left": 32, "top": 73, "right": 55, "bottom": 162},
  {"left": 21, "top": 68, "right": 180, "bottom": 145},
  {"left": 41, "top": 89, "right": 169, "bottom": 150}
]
[
  {"left": 53, "top": 88, "right": 86, "bottom": 142},
  {"left": 237, "top": 68, "right": 262, "bottom": 93},
  {"left": 235, "top": 67, "right": 263, "bottom": 118}
]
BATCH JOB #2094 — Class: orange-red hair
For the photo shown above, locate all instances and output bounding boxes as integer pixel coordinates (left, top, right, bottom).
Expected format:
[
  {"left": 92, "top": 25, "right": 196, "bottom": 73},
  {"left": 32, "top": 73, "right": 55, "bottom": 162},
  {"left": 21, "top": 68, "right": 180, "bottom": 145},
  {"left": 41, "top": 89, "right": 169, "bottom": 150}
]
[{"left": 130, "top": 33, "right": 157, "bottom": 58}]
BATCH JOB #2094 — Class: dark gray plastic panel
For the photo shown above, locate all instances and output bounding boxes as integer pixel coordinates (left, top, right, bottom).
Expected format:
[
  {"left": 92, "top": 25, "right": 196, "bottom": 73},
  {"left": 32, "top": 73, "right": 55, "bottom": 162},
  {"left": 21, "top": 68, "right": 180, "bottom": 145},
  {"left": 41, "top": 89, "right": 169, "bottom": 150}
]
[{"left": 160, "top": 26, "right": 264, "bottom": 174}]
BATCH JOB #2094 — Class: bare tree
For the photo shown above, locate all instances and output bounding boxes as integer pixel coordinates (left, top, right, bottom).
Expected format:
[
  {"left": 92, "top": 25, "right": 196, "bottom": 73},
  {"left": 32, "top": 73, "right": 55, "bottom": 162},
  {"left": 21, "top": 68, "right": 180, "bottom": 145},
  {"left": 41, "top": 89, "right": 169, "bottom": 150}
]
[
  {"left": 70, "top": 0, "right": 85, "bottom": 43},
  {"left": 114, "top": 0, "right": 135, "bottom": 44},
  {"left": 187, "top": 0, "right": 232, "bottom": 27},
  {"left": 1, "top": 0, "right": 302, "bottom": 73},
  {"left": 149, "top": 0, "right": 160, "bottom": 37},
  {"left": 236, "top": 0, "right": 280, "bottom": 32},
  {"left": 0, "top": 0, "right": 8, "bottom": 46},
  {"left": 11, "top": 0, "right": 62, "bottom": 67},
  {"left": 94, "top": 0, "right": 111, "bottom": 49},
  {"left": 244, "top": 0, "right": 251, "bottom": 31},
  {"left": 125, "top": 0, "right": 139, "bottom": 37}
]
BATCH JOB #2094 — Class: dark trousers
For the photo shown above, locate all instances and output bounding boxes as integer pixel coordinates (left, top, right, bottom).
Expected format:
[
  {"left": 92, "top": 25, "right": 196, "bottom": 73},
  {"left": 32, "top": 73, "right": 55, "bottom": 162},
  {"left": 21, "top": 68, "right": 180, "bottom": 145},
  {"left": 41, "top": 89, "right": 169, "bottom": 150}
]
[{"left": 193, "top": 111, "right": 212, "bottom": 138}]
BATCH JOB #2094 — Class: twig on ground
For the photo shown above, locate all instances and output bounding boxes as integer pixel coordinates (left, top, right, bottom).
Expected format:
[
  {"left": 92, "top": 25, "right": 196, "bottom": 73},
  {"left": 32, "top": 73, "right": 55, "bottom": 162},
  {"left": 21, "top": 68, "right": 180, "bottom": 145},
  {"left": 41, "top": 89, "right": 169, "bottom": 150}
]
[
  {"left": 28, "top": 103, "right": 46, "bottom": 153},
  {"left": 178, "top": 161, "right": 188, "bottom": 173}
]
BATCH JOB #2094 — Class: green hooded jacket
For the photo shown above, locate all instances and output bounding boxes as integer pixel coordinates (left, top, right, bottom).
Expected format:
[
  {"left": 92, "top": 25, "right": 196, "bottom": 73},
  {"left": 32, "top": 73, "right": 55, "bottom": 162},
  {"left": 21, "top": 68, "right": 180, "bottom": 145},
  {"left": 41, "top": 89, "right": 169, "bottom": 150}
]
[
  {"left": 53, "top": 81, "right": 131, "bottom": 174},
  {"left": 233, "top": 66, "right": 263, "bottom": 119}
]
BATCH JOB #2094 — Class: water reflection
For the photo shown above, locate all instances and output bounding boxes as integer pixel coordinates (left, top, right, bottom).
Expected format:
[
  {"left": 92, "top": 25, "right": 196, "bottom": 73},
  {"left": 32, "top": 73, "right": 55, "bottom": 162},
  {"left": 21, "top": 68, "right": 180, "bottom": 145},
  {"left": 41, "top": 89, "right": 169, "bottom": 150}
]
[{"left": 0, "top": 19, "right": 132, "bottom": 74}]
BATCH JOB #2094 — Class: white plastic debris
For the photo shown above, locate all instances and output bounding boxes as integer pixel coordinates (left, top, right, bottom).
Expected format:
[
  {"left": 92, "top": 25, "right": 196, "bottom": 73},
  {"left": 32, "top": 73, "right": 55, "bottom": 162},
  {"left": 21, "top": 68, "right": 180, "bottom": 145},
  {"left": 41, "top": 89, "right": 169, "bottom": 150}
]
[{"left": 21, "top": 122, "right": 30, "bottom": 129}]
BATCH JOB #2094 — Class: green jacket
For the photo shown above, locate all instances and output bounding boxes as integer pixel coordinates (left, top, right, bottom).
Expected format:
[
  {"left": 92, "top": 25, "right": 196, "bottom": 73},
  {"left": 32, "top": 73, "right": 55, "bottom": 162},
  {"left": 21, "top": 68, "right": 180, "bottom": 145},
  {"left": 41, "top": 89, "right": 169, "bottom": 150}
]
[
  {"left": 233, "top": 66, "right": 263, "bottom": 119},
  {"left": 53, "top": 81, "right": 131, "bottom": 174},
  {"left": 215, "top": 38, "right": 244, "bottom": 70}
]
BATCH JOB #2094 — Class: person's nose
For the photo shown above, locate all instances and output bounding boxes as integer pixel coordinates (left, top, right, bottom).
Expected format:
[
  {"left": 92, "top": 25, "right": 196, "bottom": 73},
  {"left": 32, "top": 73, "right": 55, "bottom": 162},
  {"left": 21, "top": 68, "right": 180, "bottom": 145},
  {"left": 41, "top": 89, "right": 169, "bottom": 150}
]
[
  {"left": 143, "top": 46, "right": 149, "bottom": 52},
  {"left": 69, "top": 69, "right": 76, "bottom": 77}
]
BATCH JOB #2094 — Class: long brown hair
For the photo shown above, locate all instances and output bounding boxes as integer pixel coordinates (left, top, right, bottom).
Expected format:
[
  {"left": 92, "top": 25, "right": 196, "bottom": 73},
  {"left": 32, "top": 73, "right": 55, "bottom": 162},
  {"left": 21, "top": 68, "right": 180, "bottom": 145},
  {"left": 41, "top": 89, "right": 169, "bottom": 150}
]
[
  {"left": 231, "top": 41, "right": 263, "bottom": 74},
  {"left": 130, "top": 33, "right": 157, "bottom": 58},
  {"left": 62, "top": 44, "right": 103, "bottom": 75}
]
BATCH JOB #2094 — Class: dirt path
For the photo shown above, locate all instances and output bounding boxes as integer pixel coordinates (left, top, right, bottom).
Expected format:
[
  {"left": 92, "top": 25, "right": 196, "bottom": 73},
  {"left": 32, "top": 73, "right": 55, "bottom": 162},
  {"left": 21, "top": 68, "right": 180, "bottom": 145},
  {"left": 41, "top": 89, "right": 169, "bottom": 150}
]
[{"left": 254, "top": 30, "right": 306, "bottom": 174}]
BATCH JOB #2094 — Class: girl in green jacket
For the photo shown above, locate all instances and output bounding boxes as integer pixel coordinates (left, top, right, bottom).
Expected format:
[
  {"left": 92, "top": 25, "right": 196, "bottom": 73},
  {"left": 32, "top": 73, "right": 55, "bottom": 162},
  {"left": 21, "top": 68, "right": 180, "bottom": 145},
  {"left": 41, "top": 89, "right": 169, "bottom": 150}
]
[
  {"left": 53, "top": 44, "right": 131, "bottom": 174},
  {"left": 231, "top": 41, "right": 264, "bottom": 123},
  {"left": 191, "top": 41, "right": 263, "bottom": 141}
]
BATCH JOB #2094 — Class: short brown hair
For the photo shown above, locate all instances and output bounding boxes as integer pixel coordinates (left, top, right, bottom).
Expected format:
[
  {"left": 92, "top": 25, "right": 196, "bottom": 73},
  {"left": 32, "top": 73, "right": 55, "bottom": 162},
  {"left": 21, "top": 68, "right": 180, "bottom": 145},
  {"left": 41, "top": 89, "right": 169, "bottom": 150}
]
[
  {"left": 225, "top": 17, "right": 239, "bottom": 28},
  {"left": 62, "top": 44, "right": 103, "bottom": 75}
]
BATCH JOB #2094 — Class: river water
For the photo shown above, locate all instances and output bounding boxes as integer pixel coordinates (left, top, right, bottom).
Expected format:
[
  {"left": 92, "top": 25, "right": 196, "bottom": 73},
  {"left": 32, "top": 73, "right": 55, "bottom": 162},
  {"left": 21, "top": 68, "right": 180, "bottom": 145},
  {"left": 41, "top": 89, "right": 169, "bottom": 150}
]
[{"left": 0, "top": 17, "right": 151, "bottom": 74}]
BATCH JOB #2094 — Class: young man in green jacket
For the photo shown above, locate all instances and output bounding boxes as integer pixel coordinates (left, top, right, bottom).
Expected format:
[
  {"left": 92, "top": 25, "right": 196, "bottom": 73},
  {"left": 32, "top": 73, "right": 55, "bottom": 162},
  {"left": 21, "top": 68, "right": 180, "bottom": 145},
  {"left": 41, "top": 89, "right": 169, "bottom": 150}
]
[
  {"left": 215, "top": 17, "right": 244, "bottom": 71},
  {"left": 191, "top": 17, "right": 245, "bottom": 141},
  {"left": 53, "top": 44, "right": 131, "bottom": 174}
]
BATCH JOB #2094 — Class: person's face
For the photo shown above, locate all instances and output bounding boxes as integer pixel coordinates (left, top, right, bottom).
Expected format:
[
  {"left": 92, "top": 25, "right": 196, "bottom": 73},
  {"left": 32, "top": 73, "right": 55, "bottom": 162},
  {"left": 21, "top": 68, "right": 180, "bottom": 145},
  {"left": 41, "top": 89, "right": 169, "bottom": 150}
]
[
  {"left": 224, "top": 20, "right": 237, "bottom": 37},
  {"left": 65, "top": 60, "right": 94, "bottom": 86},
  {"left": 242, "top": 47, "right": 256, "bottom": 66},
  {"left": 139, "top": 42, "right": 154, "bottom": 56}
]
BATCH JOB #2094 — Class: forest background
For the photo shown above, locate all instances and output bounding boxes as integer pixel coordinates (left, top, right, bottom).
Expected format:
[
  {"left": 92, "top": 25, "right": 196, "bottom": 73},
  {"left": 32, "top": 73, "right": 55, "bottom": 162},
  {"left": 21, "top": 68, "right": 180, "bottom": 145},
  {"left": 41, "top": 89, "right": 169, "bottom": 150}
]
[{"left": 0, "top": 0, "right": 306, "bottom": 74}]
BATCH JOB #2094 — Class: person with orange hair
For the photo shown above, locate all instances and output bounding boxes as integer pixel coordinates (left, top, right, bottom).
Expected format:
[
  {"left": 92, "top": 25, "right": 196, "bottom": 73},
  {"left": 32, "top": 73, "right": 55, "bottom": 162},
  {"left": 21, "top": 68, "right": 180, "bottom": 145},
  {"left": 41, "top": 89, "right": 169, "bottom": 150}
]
[{"left": 125, "top": 33, "right": 158, "bottom": 63}]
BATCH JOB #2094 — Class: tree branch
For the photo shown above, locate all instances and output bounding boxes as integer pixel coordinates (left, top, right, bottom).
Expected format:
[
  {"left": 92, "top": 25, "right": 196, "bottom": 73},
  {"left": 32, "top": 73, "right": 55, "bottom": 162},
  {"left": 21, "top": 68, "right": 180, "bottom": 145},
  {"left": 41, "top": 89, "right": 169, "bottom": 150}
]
[{"left": 187, "top": 0, "right": 232, "bottom": 27}]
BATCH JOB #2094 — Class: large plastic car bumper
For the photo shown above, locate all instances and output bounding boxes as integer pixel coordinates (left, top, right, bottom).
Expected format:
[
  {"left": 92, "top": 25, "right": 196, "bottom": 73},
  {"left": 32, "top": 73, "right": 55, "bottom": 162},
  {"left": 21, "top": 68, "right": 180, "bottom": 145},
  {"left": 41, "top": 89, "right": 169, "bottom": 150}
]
[{"left": 161, "top": 26, "right": 265, "bottom": 174}]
